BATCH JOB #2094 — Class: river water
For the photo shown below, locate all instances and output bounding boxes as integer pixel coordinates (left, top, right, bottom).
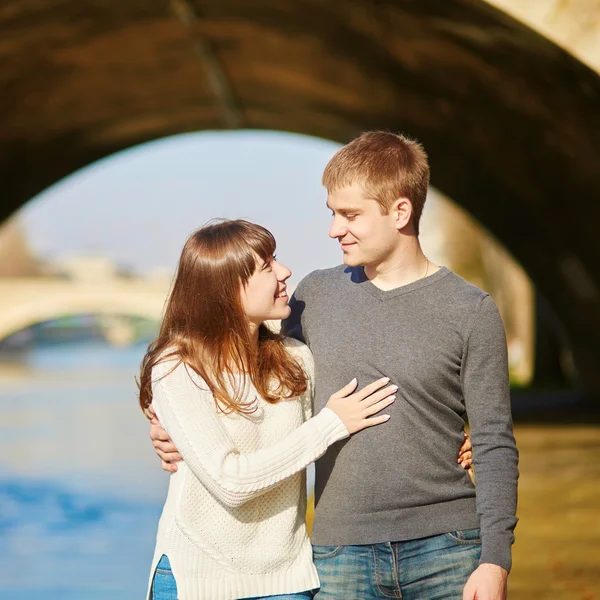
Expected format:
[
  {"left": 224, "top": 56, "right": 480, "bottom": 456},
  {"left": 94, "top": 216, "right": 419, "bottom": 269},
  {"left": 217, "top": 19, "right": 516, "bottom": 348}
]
[
  {"left": 2, "top": 341, "right": 600, "bottom": 599},
  {"left": 0, "top": 341, "right": 168, "bottom": 599}
]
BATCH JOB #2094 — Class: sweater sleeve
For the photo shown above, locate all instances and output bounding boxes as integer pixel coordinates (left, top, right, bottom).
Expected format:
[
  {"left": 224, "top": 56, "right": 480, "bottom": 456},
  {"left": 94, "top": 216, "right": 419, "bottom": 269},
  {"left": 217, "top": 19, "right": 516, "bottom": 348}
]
[
  {"left": 299, "top": 344, "right": 315, "bottom": 422},
  {"left": 461, "top": 296, "right": 519, "bottom": 572},
  {"left": 151, "top": 361, "right": 347, "bottom": 508}
]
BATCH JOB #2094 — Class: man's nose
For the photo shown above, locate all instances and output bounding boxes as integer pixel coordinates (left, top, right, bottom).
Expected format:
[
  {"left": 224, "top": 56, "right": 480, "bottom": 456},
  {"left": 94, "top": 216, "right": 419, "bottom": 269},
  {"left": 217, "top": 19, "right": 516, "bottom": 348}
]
[{"left": 329, "top": 217, "right": 347, "bottom": 239}]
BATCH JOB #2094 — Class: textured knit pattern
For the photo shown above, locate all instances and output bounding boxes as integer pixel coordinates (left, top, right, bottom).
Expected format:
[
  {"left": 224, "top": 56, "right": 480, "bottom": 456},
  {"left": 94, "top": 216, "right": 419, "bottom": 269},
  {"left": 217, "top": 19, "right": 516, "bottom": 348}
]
[
  {"left": 282, "top": 265, "right": 519, "bottom": 572},
  {"left": 147, "top": 338, "right": 348, "bottom": 600}
]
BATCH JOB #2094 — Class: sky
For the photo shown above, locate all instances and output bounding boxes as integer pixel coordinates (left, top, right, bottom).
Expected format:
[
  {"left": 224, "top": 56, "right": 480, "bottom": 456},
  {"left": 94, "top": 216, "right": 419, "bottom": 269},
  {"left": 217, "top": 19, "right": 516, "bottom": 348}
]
[
  {"left": 20, "top": 131, "right": 347, "bottom": 285},
  {"left": 18, "top": 129, "right": 447, "bottom": 286}
]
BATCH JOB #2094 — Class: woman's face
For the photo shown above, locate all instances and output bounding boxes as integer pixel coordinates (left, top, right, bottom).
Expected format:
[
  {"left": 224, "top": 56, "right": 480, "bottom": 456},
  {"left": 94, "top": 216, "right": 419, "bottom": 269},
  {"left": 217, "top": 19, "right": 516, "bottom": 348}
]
[{"left": 241, "top": 254, "right": 292, "bottom": 327}]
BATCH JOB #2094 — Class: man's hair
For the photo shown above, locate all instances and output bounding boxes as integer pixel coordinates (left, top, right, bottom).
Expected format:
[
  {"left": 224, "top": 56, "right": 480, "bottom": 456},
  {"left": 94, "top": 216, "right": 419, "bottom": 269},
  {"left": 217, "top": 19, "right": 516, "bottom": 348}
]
[{"left": 322, "top": 131, "right": 430, "bottom": 235}]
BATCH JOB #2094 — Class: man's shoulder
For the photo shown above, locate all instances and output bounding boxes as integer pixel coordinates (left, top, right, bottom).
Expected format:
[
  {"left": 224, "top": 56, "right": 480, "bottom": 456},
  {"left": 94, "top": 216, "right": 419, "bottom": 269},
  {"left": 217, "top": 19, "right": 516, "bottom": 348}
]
[
  {"left": 440, "top": 269, "right": 490, "bottom": 308},
  {"left": 294, "top": 264, "right": 347, "bottom": 295},
  {"left": 301, "top": 264, "right": 347, "bottom": 283}
]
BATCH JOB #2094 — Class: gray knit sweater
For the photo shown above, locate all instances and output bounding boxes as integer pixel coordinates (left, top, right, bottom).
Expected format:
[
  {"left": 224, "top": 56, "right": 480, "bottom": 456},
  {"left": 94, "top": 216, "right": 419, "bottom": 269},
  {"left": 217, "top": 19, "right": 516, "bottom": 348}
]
[{"left": 282, "top": 265, "right": 519, "bottom": 572}]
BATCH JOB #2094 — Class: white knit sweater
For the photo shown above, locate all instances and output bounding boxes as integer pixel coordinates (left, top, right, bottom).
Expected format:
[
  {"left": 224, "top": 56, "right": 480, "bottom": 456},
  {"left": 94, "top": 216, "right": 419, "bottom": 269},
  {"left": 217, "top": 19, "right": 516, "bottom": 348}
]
[{"left": 146, "top": 338, "right": 349, "bottom": 600}]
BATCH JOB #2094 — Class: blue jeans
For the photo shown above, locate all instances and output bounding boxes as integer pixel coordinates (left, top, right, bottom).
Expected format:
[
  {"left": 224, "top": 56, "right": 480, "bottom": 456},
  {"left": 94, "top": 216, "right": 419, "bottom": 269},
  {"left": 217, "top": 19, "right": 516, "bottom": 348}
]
[
  {"left": 245, "top": 593, "right": 314, "bottom": 599},
  {"left": 151, "top": 555, "right": 178, "bottom": 600},
  {"left": 312, "top": 528, "right": 482, "bottom": 600},
  {"left": 151, "top": 554, "right": 315, "bottom": 600}
]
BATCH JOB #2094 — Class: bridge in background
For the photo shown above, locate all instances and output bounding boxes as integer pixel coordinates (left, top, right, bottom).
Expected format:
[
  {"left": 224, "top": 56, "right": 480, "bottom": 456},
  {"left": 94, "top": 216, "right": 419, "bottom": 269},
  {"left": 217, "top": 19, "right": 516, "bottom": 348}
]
[
  {"left": 0, "top": 277, "right": 170, "bottom": 343},
  {"left": 1, "top": 0, "right": 599, "bottom": 395},
  {"left": 0, "top": 256, "right": 173, "bottom": 343}
]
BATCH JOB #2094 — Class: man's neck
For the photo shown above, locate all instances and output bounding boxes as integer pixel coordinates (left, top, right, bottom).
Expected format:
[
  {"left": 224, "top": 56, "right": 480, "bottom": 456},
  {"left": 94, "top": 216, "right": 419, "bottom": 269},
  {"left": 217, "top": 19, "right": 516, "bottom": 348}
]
[{"left": 364, "top": 240, "right": 438, "bottom": 291}]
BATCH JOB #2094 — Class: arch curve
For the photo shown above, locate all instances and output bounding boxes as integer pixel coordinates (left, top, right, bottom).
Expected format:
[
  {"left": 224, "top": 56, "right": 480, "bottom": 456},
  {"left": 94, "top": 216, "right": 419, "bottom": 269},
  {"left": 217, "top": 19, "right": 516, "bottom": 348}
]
[
  {"left": 1, "top": 0, "right": 599, "bottom": 395},
  {"left": 0, "top": 279, "right": 167, "bottom": 342}
]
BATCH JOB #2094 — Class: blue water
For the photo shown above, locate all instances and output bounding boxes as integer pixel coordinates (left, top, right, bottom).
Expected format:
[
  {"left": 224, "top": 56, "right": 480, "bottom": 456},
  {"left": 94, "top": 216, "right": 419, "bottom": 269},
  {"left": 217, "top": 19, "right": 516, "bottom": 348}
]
[{"left": 0, "top": 342, "right": 168, "bottom": 599}]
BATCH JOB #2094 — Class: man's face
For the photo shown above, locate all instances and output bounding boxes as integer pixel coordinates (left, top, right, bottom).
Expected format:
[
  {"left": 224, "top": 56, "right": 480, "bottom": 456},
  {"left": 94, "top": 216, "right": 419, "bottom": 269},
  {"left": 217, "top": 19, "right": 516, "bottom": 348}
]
[{"left": 327, "top": 184, "right": 399, "bottom": 267}]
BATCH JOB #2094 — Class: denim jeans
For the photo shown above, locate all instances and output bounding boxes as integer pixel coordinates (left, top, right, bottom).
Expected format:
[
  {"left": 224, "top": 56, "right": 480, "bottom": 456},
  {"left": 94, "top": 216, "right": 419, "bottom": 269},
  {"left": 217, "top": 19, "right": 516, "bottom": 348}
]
[
  {"left": 312, "top": 528, "right": 482, "bottom": 600},
  {"left": 245, "top": 592, "right": 315, "bottom": 599},
  {"left": 151, "top": 554, "right": 315, "bottom": 600},
  {"left": 151, "top": 555, "right": 178, "bottom": 600}
]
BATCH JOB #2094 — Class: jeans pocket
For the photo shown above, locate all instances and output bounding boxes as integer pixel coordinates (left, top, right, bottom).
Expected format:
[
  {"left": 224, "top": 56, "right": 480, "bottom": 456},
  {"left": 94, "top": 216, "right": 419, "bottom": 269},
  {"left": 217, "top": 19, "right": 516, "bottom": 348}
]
[
  {"left": 312, "top": 544, "right": 344, "bottom": 560},
  {"left": 445, "top": 528, "right": 482, "bottom": 546}
]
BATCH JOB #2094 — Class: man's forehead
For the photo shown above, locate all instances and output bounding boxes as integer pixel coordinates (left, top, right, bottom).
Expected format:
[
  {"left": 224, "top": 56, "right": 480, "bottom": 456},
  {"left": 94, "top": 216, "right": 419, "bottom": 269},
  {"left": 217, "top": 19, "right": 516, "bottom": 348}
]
[{"left": 326, "top": 186, "right": 372, "bottom": 210}]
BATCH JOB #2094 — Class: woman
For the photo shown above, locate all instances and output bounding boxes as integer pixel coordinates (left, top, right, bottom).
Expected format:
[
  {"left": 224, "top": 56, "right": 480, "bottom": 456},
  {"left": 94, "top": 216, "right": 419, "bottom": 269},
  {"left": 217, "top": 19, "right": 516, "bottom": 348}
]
[
  {"left": 139, "top": 219, "right": 400, "bottom": 600},
  {"left": 139, "top": 219, "right": 473, "bottom": 600}
]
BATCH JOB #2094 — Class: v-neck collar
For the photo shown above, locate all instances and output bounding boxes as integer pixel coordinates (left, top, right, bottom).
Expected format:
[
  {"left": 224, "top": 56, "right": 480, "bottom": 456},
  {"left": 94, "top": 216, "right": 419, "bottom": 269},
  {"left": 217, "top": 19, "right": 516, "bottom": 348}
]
[{"left": 348, "top": 265, "right": 451, "bottom": 301}]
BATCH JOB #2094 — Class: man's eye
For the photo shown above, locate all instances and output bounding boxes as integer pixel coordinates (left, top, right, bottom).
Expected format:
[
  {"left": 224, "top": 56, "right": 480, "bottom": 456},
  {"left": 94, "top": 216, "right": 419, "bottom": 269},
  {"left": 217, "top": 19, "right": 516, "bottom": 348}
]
[{"left": 347, "top": 214, "right": 357, "bottom": 220}]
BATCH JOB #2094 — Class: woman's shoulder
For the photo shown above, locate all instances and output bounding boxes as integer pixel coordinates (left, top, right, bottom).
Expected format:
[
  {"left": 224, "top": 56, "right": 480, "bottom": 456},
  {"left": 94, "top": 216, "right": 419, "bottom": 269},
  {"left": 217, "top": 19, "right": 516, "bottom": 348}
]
[
  {"left": 281, "top": 336, "right": 311, "bottom": 356},
  {"left": 282, "top": 337, "right": 314, "bottom": 376},
  {"left": 150, "top": 349, "right": 206, "bottom": 388}
]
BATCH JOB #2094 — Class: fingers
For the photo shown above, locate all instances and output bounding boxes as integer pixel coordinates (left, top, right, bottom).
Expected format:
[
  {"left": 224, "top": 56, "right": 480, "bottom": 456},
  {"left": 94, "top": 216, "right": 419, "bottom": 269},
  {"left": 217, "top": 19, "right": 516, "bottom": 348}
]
[
  {"left": 458, "top": 431, "right": 473, "bottom": 469},
  {"left": 331, "top": 377, "right": 358, "bottom": 399},
  {"left": 362, "top": 394, "right": 396, "bottom": 417},
  {"left": 150, "top": 422, "right": 171, "bottom": 442},
  {"left": 459, "top": 435, "right": 472, "bottom": 453},
  {"left": 352, "top": 377, "right": 391, "bottom": 401},
  {"left": 162, "top": 460, "right": 178, "bottom": 473},
  {"left": 459, "top": 449, "right": 473, "bottom": 469},
  {"left": 360, "top": 384, "right": 398, "bottom": 407},
  {"left": 361, "top": 414, "right": 391, "bottom": 428},
  {"left": 153, "top": 438, "right": 180, "bottom": 456},
  {"left": 156, "top": 448, "right": 183, "bottom": 461},
  {"left": 459, "top": 451, "right": 473, "bottom": 469}
]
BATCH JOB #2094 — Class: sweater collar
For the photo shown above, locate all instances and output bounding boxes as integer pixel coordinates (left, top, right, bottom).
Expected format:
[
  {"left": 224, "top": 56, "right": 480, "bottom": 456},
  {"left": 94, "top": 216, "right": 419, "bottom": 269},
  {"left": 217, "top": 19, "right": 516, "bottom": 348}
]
[{"left": 346, "top": 265, "right": 451, "bottom": 301}]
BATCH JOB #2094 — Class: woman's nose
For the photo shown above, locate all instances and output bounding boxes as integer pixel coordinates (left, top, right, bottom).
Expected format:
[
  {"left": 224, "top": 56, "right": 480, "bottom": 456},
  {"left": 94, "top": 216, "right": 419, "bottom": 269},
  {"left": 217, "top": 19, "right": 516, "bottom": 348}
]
[{"left": 276, "top": 262, "right": 292, "bottom": 281}]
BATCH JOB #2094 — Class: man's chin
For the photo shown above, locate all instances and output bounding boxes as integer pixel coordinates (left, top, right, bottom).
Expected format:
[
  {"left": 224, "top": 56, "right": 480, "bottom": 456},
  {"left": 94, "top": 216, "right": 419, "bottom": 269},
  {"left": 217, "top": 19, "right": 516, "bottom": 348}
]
[{"left": 342, "top": 254, "right": 363, "bottom": 267}]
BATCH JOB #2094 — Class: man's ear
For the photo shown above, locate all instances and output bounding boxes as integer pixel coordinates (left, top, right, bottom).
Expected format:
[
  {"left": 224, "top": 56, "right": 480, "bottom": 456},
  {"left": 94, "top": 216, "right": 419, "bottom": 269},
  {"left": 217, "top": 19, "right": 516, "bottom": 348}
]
[{"left": 392, "top": 197, "right": 413, "bottom": 231}]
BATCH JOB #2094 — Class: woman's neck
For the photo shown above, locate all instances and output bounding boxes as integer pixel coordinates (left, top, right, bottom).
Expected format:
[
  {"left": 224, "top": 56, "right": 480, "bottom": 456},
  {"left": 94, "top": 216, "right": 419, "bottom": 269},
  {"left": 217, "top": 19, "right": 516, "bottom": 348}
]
[{"left": 248, "top": 323, "right": 260, "bottom": 346}]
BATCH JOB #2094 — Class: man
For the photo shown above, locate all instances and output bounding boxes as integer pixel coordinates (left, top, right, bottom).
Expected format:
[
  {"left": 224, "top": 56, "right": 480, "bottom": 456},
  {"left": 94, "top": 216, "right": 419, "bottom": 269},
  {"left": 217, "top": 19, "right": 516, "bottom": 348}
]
[{"left": 151, "top": 131, "right": 518, "bottom": 600}]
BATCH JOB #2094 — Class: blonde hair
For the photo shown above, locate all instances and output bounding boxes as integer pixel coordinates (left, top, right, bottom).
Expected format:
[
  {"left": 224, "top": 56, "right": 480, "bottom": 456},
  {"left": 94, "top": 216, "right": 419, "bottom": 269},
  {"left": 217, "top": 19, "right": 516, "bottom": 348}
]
[{"left": 322, "top": 131, "right": 430, "bottom": 234}]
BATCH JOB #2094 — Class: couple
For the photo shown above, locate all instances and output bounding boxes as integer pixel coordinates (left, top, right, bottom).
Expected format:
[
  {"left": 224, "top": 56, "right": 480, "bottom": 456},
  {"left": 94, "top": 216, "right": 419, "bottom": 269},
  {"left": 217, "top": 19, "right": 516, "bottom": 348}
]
[{"left": 140, "top": 131, "right": 519, "bottom": 600}]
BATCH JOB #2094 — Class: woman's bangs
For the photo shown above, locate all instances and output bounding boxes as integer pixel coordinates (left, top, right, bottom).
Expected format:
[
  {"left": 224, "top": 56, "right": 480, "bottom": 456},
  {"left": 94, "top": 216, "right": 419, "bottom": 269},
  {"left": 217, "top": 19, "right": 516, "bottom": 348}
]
[{"left": 245, "top": 224, "right": 276, "bottom": 263}]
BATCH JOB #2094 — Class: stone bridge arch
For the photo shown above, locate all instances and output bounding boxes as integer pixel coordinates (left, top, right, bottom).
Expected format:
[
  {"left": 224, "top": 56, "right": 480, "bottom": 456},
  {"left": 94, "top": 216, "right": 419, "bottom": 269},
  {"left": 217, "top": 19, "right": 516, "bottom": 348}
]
[
  {"left": 1, "top": 0, "right": 599, "bottom": 395},
  {"left": 0, "top": 279, "right": 168, "bottom": 342}
]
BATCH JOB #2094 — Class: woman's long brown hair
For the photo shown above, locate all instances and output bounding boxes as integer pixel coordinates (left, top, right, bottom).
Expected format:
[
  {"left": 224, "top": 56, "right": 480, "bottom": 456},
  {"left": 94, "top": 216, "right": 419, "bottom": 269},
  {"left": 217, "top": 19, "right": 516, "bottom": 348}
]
[{"left": 138, "top": 219, "right": 307, "bottom": 417}]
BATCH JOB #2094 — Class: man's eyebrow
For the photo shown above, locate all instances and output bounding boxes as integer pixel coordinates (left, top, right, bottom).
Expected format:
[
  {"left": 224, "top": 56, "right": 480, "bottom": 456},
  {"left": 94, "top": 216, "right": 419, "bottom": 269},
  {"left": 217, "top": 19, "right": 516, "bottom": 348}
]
[{"left": 326, "top": 204, "right": 362, "bottom": 213}]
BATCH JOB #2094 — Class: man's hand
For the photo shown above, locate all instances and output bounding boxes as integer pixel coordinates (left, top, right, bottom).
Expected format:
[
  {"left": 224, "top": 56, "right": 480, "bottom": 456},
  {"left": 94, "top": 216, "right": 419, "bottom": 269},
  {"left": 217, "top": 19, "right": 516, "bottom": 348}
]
[
  {"left": 149, "top": 407, "right": 182, "bottom": 472},
  {"left": 463, "top": 563, "right": 508, "bottom": 600}
]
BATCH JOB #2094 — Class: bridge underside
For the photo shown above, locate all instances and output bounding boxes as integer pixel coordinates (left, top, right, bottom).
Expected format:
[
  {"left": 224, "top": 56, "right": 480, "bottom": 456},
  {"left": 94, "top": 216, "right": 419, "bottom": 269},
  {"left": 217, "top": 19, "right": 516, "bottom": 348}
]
[{"left": 2, "top": 0, "right": 600, "bottom": 395}]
